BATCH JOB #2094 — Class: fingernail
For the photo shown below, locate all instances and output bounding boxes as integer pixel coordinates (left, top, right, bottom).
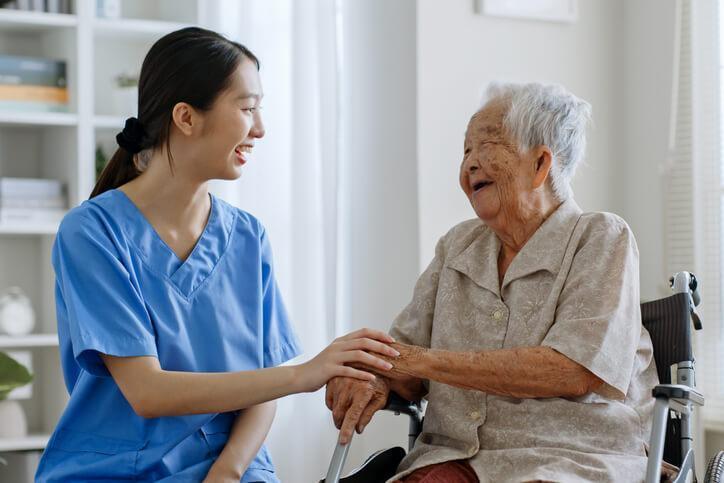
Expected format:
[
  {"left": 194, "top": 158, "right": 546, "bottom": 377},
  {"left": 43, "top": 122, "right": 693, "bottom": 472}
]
[
  {"left": 392, "top": 349, "right": 400, "bottom": 356},
  {"left": 385, "top": 362, "right": 393, "bottom": 369},
  {"left": 360, "top": 424, "right": 366, "bottom": 432}
]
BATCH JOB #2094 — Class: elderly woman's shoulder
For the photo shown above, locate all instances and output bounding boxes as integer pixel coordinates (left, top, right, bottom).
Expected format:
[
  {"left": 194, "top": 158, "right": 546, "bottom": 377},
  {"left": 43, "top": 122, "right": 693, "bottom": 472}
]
[
  {"left": 579, "top": 210, "right": 633, "bottom": 234},
  {"left": 576, "top": 210, "right": 638, "bottom": 251}
]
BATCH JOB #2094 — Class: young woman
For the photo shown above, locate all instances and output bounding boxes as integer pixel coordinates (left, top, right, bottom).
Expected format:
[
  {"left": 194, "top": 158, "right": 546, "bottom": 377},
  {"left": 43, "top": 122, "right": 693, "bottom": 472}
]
[{"left": 35, "top": 27, "right": 397, "bottom": 482}]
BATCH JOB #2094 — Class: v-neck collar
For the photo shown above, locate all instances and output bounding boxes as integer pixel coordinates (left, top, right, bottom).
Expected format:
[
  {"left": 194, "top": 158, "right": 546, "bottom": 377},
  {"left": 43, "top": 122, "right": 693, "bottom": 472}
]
[{"left": 107, "top": 189, "right": 236, "bottom": 298}]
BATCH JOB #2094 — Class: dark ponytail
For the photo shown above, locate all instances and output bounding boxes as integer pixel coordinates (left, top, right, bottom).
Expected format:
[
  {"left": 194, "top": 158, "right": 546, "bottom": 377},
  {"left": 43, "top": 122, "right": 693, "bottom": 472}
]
[{"left": 90, "top": 27, "right": 259, "bottom": 198}]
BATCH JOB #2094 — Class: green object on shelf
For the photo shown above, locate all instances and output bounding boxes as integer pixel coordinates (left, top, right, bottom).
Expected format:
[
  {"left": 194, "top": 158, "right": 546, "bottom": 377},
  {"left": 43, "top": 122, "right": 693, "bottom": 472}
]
[
  {"left": 114, "top": 72, "right": 139, "bottom": 88},
  {"left": 96, "top": 145, "right": 108, "bottom": 180},
  {"left": 0, "top": 352, "right": 33, "bottom": 401}
]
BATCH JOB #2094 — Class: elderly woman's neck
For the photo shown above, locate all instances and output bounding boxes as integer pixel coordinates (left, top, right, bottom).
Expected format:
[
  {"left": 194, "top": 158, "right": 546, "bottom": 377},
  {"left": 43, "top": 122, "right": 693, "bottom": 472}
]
[{"left": 492, "top": 194, "right": 562, "bottom": 278}]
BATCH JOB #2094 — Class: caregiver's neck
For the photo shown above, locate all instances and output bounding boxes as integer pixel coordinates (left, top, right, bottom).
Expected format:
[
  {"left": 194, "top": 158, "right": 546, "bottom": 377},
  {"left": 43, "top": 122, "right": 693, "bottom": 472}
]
[{"left": 119, "top": 148, "right": 211, "bottom": 232}]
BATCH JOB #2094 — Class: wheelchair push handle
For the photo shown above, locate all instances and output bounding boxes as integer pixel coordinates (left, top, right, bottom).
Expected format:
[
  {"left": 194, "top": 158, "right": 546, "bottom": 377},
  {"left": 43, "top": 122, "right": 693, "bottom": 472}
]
[{"left": 669, "top": 271, "right": 702, "bottom": 330}]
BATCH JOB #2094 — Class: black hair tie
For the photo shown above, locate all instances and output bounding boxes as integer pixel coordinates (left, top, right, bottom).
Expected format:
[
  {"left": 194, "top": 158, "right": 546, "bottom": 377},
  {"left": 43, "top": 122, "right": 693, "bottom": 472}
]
[{"left": 116, "top": 117, "right": 146, "bottom": 154}]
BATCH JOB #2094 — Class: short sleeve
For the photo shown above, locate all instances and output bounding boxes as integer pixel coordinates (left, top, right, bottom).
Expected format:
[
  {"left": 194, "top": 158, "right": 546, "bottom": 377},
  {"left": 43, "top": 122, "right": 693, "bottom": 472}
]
[
  {"left": 542, "top": 216, "right": 641, "bottom": 399},
  {"left": 260, "top": 228, "right": 302, "bottom": 368},
  {"left": 389, "top": 236, "right": 446, "bottom": 348},
  {"left": 52, "top": 213, "right": 158, "bottom": 377}
]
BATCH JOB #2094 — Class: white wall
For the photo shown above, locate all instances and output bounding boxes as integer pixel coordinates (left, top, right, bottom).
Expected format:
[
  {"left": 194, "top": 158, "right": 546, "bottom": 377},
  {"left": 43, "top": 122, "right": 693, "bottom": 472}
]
[
  {"left": 619, "top": 0, "right": 677, "bottom": 301},
  {"left": 338, "top": 0, "right": 420, "bottom": 470},
  {"left": 416, "top": 0, "right": 625, "bottom": 267}
]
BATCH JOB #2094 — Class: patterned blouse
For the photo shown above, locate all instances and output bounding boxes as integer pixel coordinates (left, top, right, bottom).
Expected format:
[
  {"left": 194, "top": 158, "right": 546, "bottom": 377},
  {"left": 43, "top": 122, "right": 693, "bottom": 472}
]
[{"left": 389, "top": 198, "right": 658, "bottom": 483}]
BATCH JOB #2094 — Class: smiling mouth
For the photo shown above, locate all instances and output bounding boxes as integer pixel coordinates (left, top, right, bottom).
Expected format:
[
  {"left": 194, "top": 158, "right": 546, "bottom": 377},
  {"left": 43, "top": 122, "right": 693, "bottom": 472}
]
[
  {"left": 235, "top": 145, "right": 253, "bottom": 155},
  {"left": 472, "top": 181, "right": 493, "bottom": 193}
]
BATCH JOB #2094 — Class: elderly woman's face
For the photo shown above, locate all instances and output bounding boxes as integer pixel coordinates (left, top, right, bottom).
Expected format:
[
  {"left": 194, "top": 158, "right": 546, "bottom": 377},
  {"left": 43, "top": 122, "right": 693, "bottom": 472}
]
[{"left": 459, "top": 102, "right": 539, "bottom": 224}]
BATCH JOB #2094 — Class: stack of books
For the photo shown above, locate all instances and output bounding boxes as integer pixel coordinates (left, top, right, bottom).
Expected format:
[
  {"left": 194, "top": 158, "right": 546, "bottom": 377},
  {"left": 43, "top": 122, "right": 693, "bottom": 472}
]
[
  {"left": 0, "top": 55, "right": 68, "bottom": 113},
  {"left": 0, "top": 0, "right": 74, "bottom": 14},
  {"left": 0, "top": 177, "right": 67, "bottom": 224}
]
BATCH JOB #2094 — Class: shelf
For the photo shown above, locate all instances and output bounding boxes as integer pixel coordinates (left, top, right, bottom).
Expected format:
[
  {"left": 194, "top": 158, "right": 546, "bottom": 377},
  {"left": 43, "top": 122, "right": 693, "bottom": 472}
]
[
  {"left": 0, "top": 434, "right": 50, "bottom": 452},
  {"left": 94, "top": 115, "right": 126, "bottom": 129},
  {"left": 0, "top": 220, "right": 61, "bottom": 235},
  {"left": 0, "top": 111, "right": 77, "bottom": 127},
  {"left": 93, "top": 17, "right": 191, "bottom": 39},
  {"left": 0, "top": 9, "right": 77, "bottom": 32},
  {"left": 0, "top": 334, "right": 59, "bottom": 348}
]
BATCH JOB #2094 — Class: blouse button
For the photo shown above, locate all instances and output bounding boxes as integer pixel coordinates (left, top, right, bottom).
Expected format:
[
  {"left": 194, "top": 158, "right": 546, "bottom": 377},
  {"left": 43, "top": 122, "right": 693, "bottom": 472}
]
[
  {"left": 492, "top": 309, "right": 504, "bottom": 320},
  {"left": 469, "top": 410, "right": 481, "bottom": 420}
]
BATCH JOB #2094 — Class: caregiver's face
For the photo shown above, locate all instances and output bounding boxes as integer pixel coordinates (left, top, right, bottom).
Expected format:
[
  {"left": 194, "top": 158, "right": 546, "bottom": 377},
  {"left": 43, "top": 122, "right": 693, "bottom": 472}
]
[{"left": 459, "top": 101, "right": 534, "bottom": 224}]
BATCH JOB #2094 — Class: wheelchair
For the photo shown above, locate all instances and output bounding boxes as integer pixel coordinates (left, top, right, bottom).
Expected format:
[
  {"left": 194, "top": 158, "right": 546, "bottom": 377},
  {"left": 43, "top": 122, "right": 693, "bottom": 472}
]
[{"left": 322, "top": 271, "right": 724, "bottom": 483}]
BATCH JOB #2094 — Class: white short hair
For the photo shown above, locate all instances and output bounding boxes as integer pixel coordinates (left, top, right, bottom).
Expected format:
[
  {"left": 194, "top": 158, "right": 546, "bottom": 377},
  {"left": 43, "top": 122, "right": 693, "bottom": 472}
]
[{"left": 481, "top": 82, "right": 592, "bottom": 201}]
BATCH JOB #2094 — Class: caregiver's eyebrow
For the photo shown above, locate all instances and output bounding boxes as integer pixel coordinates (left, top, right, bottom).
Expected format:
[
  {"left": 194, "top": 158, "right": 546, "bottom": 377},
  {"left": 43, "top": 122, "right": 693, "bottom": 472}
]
[{"left": 237, "top": 93, "right": 262, "bottom": 100}]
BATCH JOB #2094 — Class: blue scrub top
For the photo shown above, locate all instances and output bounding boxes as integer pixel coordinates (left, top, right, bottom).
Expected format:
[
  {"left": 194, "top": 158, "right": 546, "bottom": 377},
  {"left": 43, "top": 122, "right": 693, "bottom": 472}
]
[{"left": 36, "top": 189, "right": 302, "bottom": 482}]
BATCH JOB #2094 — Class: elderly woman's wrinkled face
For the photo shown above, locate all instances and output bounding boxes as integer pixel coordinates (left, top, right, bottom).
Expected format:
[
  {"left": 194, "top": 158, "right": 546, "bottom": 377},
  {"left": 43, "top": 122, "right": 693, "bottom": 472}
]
[{"left": 460, "top": 101, "right": 540, "bottom": 225}]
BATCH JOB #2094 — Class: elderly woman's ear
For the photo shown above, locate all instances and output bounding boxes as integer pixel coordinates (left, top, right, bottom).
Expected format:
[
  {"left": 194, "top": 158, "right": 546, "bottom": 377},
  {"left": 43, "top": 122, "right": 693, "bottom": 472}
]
[{"left": 531, "top": 145, "right": 553, "bottom": 190}]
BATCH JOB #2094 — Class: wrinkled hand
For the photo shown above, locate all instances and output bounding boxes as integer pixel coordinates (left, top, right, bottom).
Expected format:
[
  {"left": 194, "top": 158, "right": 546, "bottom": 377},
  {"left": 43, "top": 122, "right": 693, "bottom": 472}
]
[{"left": 325, "top": 375, "right": 390, "bottom": 444}]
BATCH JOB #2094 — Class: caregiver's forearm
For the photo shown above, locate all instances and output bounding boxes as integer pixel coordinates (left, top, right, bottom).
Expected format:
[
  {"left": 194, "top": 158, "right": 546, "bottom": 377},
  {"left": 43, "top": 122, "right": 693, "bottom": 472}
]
[
  {"left": 102, "top": 355, "right": 302, "bottom": 418},
  {"left": 375, "top": 343, "right": 603, "bottom": 398},
  {"left": 209, "top": 402, "right": 276, "bottom": 479}
]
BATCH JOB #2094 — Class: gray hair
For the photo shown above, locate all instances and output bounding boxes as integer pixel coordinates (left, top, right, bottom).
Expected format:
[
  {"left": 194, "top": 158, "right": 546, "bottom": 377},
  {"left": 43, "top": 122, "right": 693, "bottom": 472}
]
[{"left": 481, "top": 82, "right": 592, "bottom": 201}]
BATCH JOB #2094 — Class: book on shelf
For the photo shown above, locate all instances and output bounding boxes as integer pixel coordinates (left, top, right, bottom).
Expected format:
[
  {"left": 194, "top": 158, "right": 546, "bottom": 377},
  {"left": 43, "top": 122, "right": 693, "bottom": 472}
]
[
  {"left": 0, "top": 55, "right": 68, "bottom": 113},
  {"left": 0, "top": 207, "right": 65, "bottom": 223},
  {"left": 0, "top": 178, "right": 67, "bottom": 221},
  {"left": 0, "top": 0, "right": 72, "bottom": 13},
  {"left": 0, "top": 177, "right": 66, "bottom": 199}
]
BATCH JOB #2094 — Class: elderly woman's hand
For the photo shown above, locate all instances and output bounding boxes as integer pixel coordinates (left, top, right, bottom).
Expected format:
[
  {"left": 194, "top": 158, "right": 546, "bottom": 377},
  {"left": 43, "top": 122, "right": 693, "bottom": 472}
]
[{"left": 325, "top": 375, "right": 390, "bottom": 444}]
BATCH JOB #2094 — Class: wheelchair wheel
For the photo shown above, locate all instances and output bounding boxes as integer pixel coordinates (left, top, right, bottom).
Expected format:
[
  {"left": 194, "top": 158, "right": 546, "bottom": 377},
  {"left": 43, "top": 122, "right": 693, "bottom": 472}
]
[{"left": 705, "top": 451, "right": 724, "bottom": 482}]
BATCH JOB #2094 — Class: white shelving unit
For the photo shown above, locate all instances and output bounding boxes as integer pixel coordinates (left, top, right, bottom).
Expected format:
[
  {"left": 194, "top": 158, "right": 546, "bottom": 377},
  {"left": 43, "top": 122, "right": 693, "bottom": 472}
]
[{"left": 0, "top": 1, "right": 206, "bottom": 480}]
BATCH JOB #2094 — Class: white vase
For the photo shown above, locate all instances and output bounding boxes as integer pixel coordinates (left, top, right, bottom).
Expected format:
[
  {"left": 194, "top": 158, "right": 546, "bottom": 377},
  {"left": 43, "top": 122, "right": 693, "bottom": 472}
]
[{"left": 0, "top": 400, "right": 27, "bottom": 438}]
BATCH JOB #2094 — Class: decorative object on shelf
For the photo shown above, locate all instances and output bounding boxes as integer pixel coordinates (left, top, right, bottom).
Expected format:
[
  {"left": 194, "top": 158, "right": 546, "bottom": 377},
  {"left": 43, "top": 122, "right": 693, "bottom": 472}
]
[
  {"left": 96, "top": 0, "right": 121, "bottom": 19},
  {"left": 5, "top": 350, "right": 32, "bottom": 399},
  {"left": 0, "top": 351, "right": 32, "bottom": 438},
  {"left": 112, "top": 72, "right": 138, "bottom": 117},
  {"left": 0, "top": 287, "right": 35, "bottom": 336},
  {"left": 95, "top": 144, "right": 109, "bottom": 181},
  {"left": 474, "top": 0, "right": 578, "bottom": 23},
  {"left": 0, "top": 55, "right": 69, "bottom": 113}
]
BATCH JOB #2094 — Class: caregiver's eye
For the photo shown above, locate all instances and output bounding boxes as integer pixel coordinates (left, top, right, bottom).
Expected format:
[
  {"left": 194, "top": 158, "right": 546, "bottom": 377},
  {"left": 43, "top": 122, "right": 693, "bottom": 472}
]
[{"left": 242, "top": 107, "right": 257, "bottom": 113}]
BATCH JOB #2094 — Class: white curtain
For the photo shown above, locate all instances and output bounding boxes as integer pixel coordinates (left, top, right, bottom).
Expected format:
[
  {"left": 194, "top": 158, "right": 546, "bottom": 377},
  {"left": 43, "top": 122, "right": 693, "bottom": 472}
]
[{"left": 200, "top": 0, "right": 345, "bottom": 479}]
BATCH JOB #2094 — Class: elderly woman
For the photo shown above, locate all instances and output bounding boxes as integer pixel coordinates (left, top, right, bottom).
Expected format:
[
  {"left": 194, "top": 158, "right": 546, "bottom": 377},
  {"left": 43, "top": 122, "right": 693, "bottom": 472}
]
[{"left": 325, "top": 82, "right": 658, "bottom": 483}]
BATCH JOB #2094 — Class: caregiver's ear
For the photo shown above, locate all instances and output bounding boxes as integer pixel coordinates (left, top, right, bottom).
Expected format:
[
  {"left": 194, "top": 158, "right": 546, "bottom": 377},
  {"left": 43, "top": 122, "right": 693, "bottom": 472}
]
[
  {"left": 171, "top": 102, "right": 201, "bottom": 136},
  {"left": 531, "top": 145, "right": 553, "bottom": 189}
]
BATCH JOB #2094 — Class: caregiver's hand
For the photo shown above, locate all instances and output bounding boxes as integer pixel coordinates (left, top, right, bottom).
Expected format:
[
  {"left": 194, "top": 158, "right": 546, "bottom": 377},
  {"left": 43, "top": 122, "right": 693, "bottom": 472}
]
[
  {"left": 295, "top": 328, "right": 399, "bottom": 393},
  {"left": 326, "top": 375, "right": 390, "bottom": 444}
]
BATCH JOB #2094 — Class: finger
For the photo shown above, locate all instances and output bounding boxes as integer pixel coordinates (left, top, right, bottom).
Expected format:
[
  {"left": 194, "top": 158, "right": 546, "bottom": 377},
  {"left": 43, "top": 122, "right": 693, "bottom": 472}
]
[
  {"left": 342, "top": 337, "right": 400, "bottom": 357},
  {"left": 339, "top": 328, "right": 395, "bottom": 344},
  {"left": 332, "top": 386, "right": 354, "bottom": 428},
  {"left": 356, "top": 396, "right": 386, "bottom": 433},
  {"left": 340, "top": 350, "right": 393, "bottom": 371},
  {"left": 325, "top": 381, "right": 335, "bottom": 410},
  {"left": 336, "top": 366, "right": 377, "bottom": 382},
  {"left": 339, "top": 393, "right": 372, "bottom": 445}
]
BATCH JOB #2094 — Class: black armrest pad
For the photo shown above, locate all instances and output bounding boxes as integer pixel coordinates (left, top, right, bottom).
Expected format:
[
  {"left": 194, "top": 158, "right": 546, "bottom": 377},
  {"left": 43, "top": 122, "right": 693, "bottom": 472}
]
[{"left": 652, "top": 384, "right": 704, "bottom": 406}]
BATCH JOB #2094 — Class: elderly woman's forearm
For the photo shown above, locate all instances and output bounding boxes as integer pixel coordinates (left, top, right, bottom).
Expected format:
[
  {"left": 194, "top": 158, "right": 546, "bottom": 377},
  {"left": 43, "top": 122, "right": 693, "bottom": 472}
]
[{"left": 362, "top": 343, "right": 603, "bottom": 398}]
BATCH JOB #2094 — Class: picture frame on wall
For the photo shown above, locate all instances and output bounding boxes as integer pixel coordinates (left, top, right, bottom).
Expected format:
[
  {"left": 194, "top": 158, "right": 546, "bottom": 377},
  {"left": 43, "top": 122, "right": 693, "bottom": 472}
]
[{"left": 475, "top": 0, "right": 578, "bottom": 23}]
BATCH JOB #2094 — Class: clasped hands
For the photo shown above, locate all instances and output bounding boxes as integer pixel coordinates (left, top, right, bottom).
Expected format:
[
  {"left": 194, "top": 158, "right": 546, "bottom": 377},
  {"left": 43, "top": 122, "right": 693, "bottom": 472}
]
[{"left": 324, "top": 341, "right": 424, "bottom": 444}]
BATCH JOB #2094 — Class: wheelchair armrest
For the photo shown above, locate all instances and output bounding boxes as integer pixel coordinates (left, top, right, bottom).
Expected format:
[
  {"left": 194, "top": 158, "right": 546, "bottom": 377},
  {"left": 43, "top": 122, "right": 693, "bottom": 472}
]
[
  {"left": 652, "top": 384, "right": 704, "bottom": 406},
  {"left": 384, "top": 391, "right": 423, "bottom": 421}
]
